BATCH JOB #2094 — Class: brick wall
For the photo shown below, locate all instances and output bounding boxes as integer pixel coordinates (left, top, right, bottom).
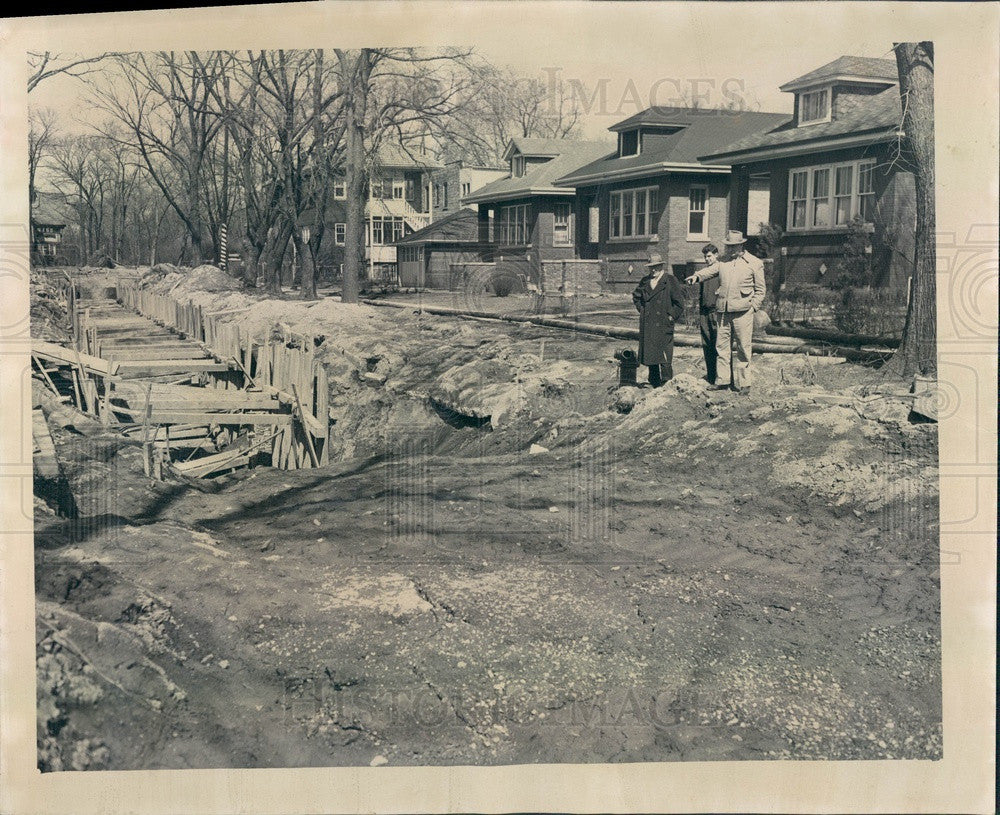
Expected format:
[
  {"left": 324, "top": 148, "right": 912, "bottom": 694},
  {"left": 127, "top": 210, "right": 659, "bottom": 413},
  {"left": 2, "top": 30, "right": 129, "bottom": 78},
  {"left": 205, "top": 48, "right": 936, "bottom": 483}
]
[{"left": 539, "top": 260, "right": 603, "bottom": 295}]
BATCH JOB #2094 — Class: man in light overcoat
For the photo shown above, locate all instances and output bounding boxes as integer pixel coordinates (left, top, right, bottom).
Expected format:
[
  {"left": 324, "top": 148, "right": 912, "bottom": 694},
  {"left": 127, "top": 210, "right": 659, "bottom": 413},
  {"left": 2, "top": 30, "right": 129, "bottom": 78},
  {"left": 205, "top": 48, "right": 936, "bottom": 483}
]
[
  {"left": 632, "top": 252, "right": 685, "bottom": 387},
  {"left": 686, "top": 230, "right": 766, "bottom": 393}
]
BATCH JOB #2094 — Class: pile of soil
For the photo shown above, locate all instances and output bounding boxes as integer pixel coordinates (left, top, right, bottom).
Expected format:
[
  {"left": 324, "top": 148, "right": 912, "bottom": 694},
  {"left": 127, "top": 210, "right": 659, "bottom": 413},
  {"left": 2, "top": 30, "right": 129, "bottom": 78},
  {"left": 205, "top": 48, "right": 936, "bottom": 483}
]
[
  {"left": 146, "top": 264, "right": 244, "bottom": 297},
  {"left": 30, "top": 270, "right": 69, "bottom": 341},
  {"left": 32, "top": 274, "right": 942, "bottom": 769}
]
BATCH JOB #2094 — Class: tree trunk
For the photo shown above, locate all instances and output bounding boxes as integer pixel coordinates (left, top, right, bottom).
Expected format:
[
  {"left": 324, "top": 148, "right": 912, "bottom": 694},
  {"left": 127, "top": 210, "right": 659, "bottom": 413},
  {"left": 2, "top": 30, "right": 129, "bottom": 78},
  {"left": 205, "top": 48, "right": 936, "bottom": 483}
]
[
  {"left": 886, "top": 42, "right": 936, "bottom": 379},
  {"left": 337, "top": 49, "right": 373, "bottom": 304},
  {"left": 296, "top": 231, "right": 317, "bottom": 300}
]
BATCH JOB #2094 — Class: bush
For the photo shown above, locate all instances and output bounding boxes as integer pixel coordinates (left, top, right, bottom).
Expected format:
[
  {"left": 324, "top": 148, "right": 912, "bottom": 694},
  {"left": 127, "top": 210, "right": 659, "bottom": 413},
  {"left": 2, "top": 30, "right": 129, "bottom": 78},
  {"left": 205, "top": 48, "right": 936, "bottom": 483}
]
[
  {"left": 491, "top": 274, "right": 519, "bottom": 297},
  {"left": 833, "top": 217, "right": 877, "bottom": 289},
  {"left": 834, "top": 287, "right": 907, "bottom": 337}
]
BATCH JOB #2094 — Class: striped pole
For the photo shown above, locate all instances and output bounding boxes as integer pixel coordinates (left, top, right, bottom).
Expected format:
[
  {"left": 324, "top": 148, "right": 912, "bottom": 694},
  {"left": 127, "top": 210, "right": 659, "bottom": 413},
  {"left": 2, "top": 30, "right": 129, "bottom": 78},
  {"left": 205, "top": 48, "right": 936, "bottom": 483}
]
[{"left": 219, "top": 223, "right": 228, "bottom": 270}]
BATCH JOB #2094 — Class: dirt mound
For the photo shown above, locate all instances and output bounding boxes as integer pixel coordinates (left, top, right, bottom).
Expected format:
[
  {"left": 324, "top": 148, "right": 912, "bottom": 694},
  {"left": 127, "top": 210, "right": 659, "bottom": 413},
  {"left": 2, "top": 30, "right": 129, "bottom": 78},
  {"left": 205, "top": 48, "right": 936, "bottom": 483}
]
[
  {"left": 30, "top": 271, "right": 69, "bottom": 341},
  {"left": 145, "top": 264, "right": 243, "bottom": 296}
]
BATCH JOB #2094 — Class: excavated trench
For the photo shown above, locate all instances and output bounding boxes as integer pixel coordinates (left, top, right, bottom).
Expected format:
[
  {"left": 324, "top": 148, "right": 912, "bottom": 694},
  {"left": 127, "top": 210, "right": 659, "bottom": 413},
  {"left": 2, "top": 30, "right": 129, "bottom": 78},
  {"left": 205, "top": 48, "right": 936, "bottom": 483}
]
[{"left": 32, "top": 270, "right": 943, "bottom": 770}]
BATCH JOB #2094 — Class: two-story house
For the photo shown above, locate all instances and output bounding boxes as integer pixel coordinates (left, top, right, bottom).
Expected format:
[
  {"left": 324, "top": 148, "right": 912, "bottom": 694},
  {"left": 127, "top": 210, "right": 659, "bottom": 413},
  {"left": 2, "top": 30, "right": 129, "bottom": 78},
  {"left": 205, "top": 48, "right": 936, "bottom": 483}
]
[
  {"left": 430, "top": 159, "right": 508, "bottom": 220},
  {"left": 699, "top": 56, "right": 915, "bottom": 290},
  {"left": 30, "top": 192, "right": 71, "bottom": 266},
  {"left": 316, "top": 143, "right": 441, "bottom": 283},
  {"left": 462, "top": 137, "right": 613, "bottom": 286},
  {"left": 553, "top": 107, "right": 788, "bottom": 291}
]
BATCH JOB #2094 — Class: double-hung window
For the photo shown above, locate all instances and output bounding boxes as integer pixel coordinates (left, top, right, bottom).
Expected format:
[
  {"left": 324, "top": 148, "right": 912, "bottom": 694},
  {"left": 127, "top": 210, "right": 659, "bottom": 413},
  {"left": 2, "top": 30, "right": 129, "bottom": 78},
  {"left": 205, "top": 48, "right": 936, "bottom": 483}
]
[
  {"left": 811, "top": 168, "right": 830, "bottom": 227},
  {"left": 334, "top": 223, "right": 346, "bottom": 245},
  {"left": 608, "top": 186, "right": 658, "bottom": 240},
  {"left": 787, "top": 159, "right": 877, "bottom": 231},
  {"left": 799, "top": 88, "right": 830, "bottom": 125},
  {"left": 333, "top": 181, "right": 346, "bottom": 200},
  {"left": 553, "top": 203, "right": 572, "bottom": 246},
  {"left": 687, "top": 185, "right": 708, "bottom": 239}
]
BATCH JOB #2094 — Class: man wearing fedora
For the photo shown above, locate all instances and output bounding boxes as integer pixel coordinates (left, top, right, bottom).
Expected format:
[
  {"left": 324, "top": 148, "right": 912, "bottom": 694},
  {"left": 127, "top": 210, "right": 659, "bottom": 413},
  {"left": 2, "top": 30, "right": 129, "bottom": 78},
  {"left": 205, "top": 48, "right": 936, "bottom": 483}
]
[
  {"left": 632, "top": 252, "right": 685, "bottom": 387},
  {"left": 685, "top": 230, "right": 766, "bottom": 393}
]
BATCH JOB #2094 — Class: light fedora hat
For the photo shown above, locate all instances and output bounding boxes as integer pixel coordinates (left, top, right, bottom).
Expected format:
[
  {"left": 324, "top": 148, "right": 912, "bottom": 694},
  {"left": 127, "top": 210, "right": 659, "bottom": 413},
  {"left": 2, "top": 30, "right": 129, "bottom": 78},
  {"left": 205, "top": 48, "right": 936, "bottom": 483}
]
[
  {"left": 645, "top": 252, "right": 666, "bottom": 268},
  {"left": 722, "top": 229, "right": 748, "bottom": 246}
]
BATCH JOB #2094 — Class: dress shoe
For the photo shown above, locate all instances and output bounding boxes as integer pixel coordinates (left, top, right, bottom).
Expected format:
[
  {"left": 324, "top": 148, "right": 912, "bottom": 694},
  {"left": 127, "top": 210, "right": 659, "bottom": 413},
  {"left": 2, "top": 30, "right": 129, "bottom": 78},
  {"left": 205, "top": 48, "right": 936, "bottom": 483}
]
[{"left": 709, "top": 383, "right": 731, "bottom": 391}]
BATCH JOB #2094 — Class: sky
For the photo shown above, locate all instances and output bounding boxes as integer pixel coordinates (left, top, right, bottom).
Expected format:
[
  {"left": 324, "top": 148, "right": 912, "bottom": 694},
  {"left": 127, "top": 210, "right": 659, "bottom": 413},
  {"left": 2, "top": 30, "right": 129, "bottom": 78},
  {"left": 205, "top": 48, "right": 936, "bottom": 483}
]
[{"left": 27, "top": 4, "right": 900, "bottom": 144}]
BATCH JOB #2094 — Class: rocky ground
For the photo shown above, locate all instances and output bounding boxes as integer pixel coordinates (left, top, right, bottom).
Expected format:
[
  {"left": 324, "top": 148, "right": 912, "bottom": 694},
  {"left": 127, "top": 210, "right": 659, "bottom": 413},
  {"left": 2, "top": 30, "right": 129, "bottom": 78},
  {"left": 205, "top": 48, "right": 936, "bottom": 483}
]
[{"left": 33, "top": 268, "right": 941, "bottom": 770}]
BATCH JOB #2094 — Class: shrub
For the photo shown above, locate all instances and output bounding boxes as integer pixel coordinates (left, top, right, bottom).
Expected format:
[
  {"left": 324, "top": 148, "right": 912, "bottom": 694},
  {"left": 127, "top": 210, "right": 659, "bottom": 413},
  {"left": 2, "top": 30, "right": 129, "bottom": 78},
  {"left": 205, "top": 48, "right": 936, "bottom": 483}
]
[
  {"left": 833, "top": 217, "right": 877, "bottom": 289},
  {"left": 491, "top": 274, "right": 519, "bottom": 297},
  {"left": 834, "top": 287, "right": 907, "bottom": 337}
]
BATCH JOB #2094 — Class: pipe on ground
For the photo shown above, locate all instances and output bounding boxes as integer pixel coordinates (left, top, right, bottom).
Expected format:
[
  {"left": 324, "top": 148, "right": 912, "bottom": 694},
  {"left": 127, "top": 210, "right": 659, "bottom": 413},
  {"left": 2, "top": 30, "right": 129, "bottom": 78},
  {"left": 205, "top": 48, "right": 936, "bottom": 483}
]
[{"left": 362, "top": 299, "right": 894, "bottom": 361}]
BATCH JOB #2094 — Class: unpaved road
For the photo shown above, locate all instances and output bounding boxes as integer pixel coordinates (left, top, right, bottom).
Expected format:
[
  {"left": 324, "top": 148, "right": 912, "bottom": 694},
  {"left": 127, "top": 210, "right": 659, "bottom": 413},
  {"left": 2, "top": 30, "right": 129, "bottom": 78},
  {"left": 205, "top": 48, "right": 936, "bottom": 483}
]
[{"left": 35, "top": 278, "right": 941, "bottom": 770}]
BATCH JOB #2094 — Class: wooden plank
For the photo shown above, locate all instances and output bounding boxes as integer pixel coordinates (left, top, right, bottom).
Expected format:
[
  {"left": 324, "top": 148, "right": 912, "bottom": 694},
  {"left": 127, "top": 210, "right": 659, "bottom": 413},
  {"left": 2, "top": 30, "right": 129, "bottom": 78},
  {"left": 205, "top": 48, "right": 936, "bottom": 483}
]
[
  {"left": 123, "top": 410, "right": 293, "bottom": 426},
  {"left": 33, "top": 340, "right": 118, "bottom": 376},
  {"left": 32, "top": 409, "right": 60, "bottom": 479},
  {"left": 97, "top": 347, "right": 211, "bottom": 361},
  {"left": 114, "top": 395, "right": 279, "bottom": 412},
  {"left": 171, "top": 454, "right": 250, "bottom": 479},
  {"left": 116, "top": 360, "right": 232, "bottom": 377}
]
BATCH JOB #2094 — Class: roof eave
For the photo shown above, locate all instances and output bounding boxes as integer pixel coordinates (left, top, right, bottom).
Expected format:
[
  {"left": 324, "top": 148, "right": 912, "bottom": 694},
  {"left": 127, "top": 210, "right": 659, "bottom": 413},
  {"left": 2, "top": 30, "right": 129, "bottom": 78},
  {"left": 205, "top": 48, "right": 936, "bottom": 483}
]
[
  {"left": 779, "top": 75, "right": 898, "bottom": 93},
  {"left": 699, "top": 129, "right": 902, "bottom": 164},
  {"left": 463, "top": 187, "right": 574, "bottom": 204},
  {"left": 554, "top": 161, "right": 731, "bottom": 188}
]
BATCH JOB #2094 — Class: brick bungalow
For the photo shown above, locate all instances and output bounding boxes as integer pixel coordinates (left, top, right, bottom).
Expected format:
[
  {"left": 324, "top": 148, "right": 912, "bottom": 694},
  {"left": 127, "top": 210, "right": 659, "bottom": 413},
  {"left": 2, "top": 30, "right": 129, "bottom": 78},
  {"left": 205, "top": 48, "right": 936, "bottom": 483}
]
[
  {"left": 462, "top": 137, "right": 612, "bottom": 287},
  {"left": 699, "top": 56, "right": 916, "bottom": 290},
  {"left": 552, "top": 106, "right": 788, "bottom": 292}
]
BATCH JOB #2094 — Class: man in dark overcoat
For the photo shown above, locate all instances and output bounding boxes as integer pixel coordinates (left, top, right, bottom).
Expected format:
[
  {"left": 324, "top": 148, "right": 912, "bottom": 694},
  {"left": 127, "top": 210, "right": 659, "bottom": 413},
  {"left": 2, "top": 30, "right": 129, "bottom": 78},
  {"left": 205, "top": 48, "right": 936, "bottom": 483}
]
[{"left": 631, "top": 252, "right": 685, "bottom": 387}]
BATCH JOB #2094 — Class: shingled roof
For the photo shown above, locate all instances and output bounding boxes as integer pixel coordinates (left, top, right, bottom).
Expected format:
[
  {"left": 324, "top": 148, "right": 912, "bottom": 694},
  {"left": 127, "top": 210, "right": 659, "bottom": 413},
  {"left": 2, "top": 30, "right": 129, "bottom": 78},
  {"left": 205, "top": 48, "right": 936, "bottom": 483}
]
[
  {"left": 30, "top": 191, "right": 71, "bottom": 227},
  {"left": 554, "top": 108, "right": 790, "bottom": 187},
  {"left": 394, "top": 208, "right": 479, "bottom": 245},
  {"left": 779, "top": 56, "right": 898, "bottom": 92},
  {"left": 699, "top": 85, "right": 902, "bottom": 163},
  {"left": 501, "top": 138, "right": 568, "bottom": 161},
  {"left": 465, "top": 140, "right": 613, "bottom": 204},
  {"left": 374, "top": 142, "right": 442, "bottom": 170}
]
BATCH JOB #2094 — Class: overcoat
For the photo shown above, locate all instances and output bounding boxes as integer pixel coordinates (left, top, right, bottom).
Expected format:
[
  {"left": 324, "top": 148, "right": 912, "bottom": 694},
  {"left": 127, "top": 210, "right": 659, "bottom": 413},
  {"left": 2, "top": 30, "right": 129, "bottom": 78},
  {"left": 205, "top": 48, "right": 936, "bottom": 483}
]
[{"left": 632, "top": 271, "right": 685, "bottom": 365}]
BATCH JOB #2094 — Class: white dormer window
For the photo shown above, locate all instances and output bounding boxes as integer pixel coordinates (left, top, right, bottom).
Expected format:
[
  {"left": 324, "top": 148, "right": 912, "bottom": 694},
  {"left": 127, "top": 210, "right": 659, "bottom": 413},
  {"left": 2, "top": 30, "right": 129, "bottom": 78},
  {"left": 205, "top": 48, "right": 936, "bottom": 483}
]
[
  {"left": 512, "top": 155, "right": 526, "bottom": 177},
  {"left": 619, "top": 130, "right": 639, "bottom": 157},
  {"left": 799, "top": 87, "right": 831, "bottom": 125}
]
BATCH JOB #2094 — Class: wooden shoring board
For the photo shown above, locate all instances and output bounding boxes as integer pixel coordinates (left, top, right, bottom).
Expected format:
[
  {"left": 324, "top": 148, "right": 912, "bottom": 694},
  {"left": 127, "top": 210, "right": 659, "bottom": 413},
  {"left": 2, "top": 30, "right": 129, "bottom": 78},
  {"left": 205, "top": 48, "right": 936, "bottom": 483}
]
[
  {"left": 116, "top": 358, "right": 231, "bottom": 372},
  {"left": 117, "top": 410, "right": 292, "bottom": 426},
  {"left": 97, "top": 347, "right": 212, "bottom": 361},
  {"left": 170, "top": 454, "right": 249, "bottom": 479},
  {"left": 114, "top": 395, "right": 280, "bottom": 411},
  {"left": 32, "top": 340, "right": 118, "bottom": 376},
  {"left": 32, "top": 409, "right": 60, "bottom": 479},
  {"left": 100, "top": 337, "right": 193, "bottom": 347},
  {"left": 122, "top": 424, "right": 211, "bottom": 441},
  {"left": 112, "top": 382, "right": 272, "bottom": 400}
]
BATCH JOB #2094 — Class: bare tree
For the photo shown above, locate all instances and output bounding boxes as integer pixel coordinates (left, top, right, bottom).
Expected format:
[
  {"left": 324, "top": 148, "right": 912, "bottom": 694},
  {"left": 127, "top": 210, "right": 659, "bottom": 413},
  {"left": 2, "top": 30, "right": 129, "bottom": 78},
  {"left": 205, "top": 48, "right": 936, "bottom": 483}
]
[
  {"left": 28, "top": 107, "right": 58, "bottom": 210},
  {"left": 28, "top": 51, "right": 109, "bottom": 93},
  {"left": 439, "top": 62, "right": 583, "bottom": 166},
  {"left": 333, "top": 47, "right": 475, "bottom": 303},
  {"left": 885, "top": 42, "right": 936, "bottom": 379},
  {"left": 89, "top": 51, "right": 228, "bottom": 264},
  {"left": 211, "top": 50, "right": 344, "bottom": 294}
]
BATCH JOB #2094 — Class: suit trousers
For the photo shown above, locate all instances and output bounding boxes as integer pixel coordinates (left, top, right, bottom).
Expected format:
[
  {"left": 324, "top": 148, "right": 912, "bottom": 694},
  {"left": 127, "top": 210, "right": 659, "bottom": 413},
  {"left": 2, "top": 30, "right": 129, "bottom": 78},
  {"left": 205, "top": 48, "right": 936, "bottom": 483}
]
[
  {"left": 699, "top": 309, "right": 719, "bottom": 384},
  {"left": 715, "top": 309, "right": 754, "bottom": 389}
]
